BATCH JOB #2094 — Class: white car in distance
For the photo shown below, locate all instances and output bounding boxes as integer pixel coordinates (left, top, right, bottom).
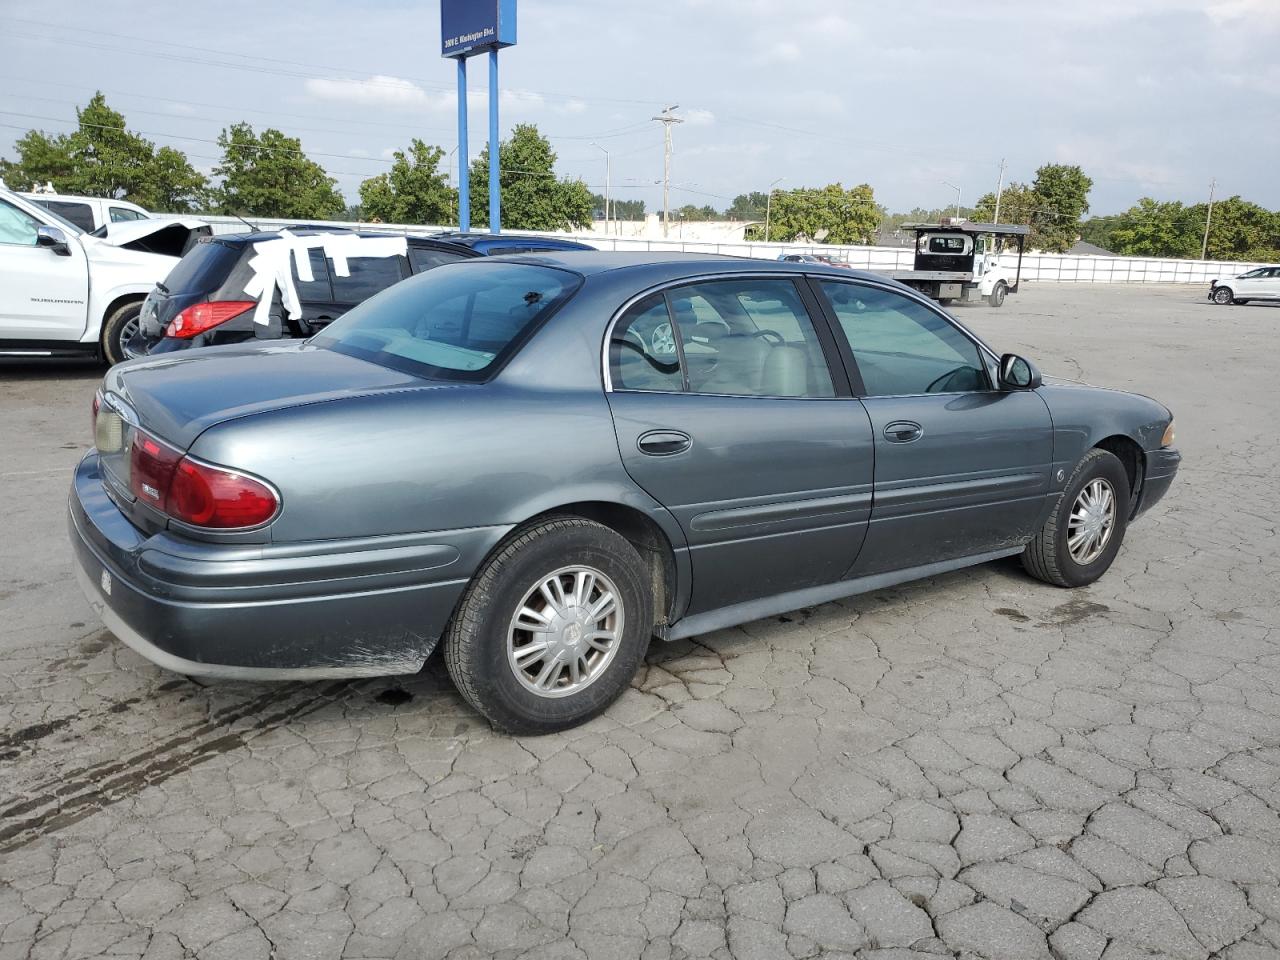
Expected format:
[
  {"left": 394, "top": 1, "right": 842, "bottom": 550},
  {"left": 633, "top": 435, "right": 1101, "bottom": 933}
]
[
  {"left": 0, "top": 186, "right": 209, "bottom": 364},
  {"left": 1209, "top": 265, "right": 1280, "bottom": 305}
]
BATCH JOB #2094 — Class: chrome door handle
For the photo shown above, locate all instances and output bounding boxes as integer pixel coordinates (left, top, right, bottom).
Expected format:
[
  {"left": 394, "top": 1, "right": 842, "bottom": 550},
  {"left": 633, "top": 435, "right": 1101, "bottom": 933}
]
[
  {"left": 884, "top": 421, "right": 923, "bottom": 443},
  {"left": 637, "top": 430, "right": 692, "bottom": 456}
]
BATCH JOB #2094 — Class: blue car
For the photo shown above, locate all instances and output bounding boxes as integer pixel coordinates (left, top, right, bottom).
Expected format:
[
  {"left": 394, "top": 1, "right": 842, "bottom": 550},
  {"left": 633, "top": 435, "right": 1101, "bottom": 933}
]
[{"left": 72, "top": 253, "right": 1178, "bottom": 734}]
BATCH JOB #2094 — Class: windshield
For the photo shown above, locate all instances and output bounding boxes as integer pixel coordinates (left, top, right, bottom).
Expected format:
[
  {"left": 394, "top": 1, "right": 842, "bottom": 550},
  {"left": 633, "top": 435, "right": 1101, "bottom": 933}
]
[{"left": 315, "top": 260, "right": 582, "bottom": 381}]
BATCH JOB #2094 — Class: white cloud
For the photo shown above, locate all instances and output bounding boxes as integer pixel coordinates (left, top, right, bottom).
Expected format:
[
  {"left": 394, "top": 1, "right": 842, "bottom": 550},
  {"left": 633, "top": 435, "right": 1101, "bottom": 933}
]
[
  {"left": 304, "top": 75, "right": 451, "bottom": 111},
  {"left": 685, "top": 108, "right": 715, "bottom": 126}
]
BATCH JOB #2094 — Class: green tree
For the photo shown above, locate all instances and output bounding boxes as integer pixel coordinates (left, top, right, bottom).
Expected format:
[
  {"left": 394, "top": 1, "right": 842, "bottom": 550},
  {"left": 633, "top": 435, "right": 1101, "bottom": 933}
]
[
  {"left": 747, "top": 183, "right": 880, "bottom": 244},
  {"left": 0, "top": 93, "right": 208, "bottom": 211},
  {"left": 973, "top": 166, "right": 1092, "bottom": 253},
  {"left": 725, "top": 192, "right": 770, "bottom": 221},
  {"left": 1031, "top": 164, "right": 1093, "bottom": 253},
  {"left": 358, "top": 139, "right": 455, "bottom": 225},
  {"left": 675, "top": 203, "right": 719, "bottom": 221},
  {"left": 213, "top": 122, "right": 344, "bottom": 219},
  {"left": 591, "top": 194, "right": 644, "bottom": 221},
  {"left": 1098, "top": 199, "right": 1199, "bottom": 258},
  {"left": 468, "top": 124, "right": 593, "bottom": 231},
  {"left": 1196, "top": 196, "right": 1280, "bottom": 261}
]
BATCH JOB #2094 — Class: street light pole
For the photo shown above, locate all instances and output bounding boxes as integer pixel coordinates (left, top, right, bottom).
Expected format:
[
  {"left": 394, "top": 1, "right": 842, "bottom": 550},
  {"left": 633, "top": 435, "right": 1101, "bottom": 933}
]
[
  {"left": 942, "top": 180, "right": 962, "bottom": 219},
  {"left": 764, "top": 176, "right": 785, "bottom": 243},
  {"left": 652, "top": 105, "right": 683, "bottom": 239},
  {"left": 993, "top": 158, "right": 1006, "bottom": 225},
  {"left": 591, "top": 142, "right": 611, "bottom": 235}
]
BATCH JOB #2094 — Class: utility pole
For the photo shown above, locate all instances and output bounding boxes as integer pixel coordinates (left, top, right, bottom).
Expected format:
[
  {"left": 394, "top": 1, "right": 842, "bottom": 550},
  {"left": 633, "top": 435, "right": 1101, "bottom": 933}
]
[
  {"left": 1201, "top": 178, "right": 1217, "bottom": 261},
  {"left": 652, "top": 105, "right": 683, "bottom": 239},
  {"left": 993, "top": 158, "right": 1006, "bottom": 224},
  {"left": 591, "top": 142, "right": 611, "bottom": 234},
  {"left": 764, "top": 176, "right": 785, "bottom": 243},
  {"left": 942, "top": 180, "right": 962, "bottom": 219}
]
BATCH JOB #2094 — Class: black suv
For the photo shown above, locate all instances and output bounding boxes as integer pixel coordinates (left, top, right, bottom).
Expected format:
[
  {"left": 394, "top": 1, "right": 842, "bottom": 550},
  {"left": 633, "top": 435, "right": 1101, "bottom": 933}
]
[{"left": 126, "top": 229, "right": 593, "bottom": 359}]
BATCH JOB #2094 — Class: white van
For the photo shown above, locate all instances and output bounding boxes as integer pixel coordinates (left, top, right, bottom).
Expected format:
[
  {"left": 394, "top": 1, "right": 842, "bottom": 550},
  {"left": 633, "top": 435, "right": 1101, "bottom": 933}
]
[{"left": 18, "top": 191, "right": 151, "bottom": 233}]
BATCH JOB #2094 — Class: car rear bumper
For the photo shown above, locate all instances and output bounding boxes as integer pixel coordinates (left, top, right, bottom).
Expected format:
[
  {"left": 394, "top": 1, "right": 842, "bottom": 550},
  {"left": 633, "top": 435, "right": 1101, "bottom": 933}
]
[
  {"left": 69, "top": 452, "right": 493, "bottom": 679},
  {"left": 1135, "top": 447, "right": 1180, "bottom": 518}
]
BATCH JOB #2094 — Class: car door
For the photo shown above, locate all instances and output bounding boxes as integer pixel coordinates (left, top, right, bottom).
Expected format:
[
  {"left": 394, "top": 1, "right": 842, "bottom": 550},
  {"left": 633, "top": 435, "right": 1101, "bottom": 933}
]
[
  {"left": 605, "top": 276, "right": 875, "bottom": 614},
  {"left": 1259, "top": 268, "right": 1280, "bottom": 300},
  {"left": 814, "top": 278, "right": 1053, "bottom": 577},
  {"left": 0, "top": 197, "right": 89, "bottom": 341}
]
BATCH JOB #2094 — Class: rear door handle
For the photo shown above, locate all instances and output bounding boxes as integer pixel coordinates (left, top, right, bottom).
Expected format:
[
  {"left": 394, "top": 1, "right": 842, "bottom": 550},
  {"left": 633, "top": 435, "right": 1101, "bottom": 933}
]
[
  {"left": 637, "top": 430, "right": 692, "bottom": 456},
  {"left": 884, "top": 421, "right": 923, "bottom": 443}
]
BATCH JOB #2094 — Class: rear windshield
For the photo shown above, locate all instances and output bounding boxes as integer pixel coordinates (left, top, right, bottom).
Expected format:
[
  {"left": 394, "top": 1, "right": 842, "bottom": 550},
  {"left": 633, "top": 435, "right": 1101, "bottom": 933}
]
[
  {"left": 159, "top": 239, "right": 241, "bottom": 294},
  {"left": 315, "top": 261, "right": 581, "bottom": 381}
]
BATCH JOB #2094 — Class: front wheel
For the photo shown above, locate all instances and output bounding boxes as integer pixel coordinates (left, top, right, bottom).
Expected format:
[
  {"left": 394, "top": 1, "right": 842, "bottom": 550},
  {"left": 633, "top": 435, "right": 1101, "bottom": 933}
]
[
  {"left": 1211, "top": 286, "right": 1235, "bottom": 305},
  {"left": 987, "top": 282, "right": 1007, "bottom": 308},
  {"left": 101, "top": 300, "right": 143, "bottom": 366},
  {"left": 443, "top": 518, "right": 653, "bottom": 734},
  {"left": 1022, "top": 448, "right": 1131, "bottom": 588}
]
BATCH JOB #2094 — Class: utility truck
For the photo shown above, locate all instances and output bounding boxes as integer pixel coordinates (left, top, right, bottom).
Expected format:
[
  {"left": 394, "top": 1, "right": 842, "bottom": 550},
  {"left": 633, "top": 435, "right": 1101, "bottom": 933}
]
[{"left": 884, "top": 220, "right": 1029, "bottom": 307}]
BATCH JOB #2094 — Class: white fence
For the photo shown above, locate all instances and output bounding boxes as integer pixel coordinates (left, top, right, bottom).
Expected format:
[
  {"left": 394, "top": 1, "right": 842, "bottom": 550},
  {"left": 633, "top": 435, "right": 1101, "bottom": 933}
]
[{"left": 193, "top": 215, "right": 1263, "bottom": 285}]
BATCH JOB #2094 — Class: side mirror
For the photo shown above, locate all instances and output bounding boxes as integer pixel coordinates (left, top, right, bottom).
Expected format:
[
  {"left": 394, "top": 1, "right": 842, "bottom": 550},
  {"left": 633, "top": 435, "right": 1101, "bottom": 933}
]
[
  {"left": 36, "top": 225, "right": 71, "bottom": 256},
  {"left": 999, "top": 353, "right": 1041, "bottom": 390}
]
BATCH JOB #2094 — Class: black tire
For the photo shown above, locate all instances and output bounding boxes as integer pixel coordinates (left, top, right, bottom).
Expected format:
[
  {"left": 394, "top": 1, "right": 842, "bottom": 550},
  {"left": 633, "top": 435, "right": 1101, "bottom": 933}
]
[
  {"left": 101, "top": 300, "right": 142, "bottom": 366},
  {"left": 443, "top": 518, "right": 653, "bottom": 735},
  {"left": 1022, "top": 448, "right": 1131, "bottom": 588},
  {"left": 938, "top": 297, "right": 956, "bottom": 306},
  {"left": 1211, "top": 286, "right": 1234, "bottom": 305},
  {"left": 987, "top": 282, "right": 1007, "bottom": 308}
]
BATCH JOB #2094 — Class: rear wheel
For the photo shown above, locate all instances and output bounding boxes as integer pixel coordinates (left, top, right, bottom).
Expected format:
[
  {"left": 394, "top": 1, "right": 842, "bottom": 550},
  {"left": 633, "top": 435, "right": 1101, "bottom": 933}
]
[
  {"left": 443, "top": 518, "right": 653, "bottom": 734},
  {"left": 101, "top": 300, "right": 143, "bottom": 366},
  {"left": 1211, "top": 286, "right": 1235, "bottom": 305},
  {"left": 987, "top": 281, "right": 1007, "bottom": 307},
  {"left": 1022, "top": 448, "right": 1130, "bottom": 588}
]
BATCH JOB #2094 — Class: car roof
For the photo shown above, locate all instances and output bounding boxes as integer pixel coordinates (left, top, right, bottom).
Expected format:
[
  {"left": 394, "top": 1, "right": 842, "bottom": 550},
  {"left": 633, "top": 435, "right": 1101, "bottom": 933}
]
[
  {"left": 212, "top": 229, "right": 478, "bottom": 252},
  {"left": 486, "top": 250, "right": 883, "bottom": 282},
  {"left": 430, "top": 232, "right": 595, "bottom": 251}
]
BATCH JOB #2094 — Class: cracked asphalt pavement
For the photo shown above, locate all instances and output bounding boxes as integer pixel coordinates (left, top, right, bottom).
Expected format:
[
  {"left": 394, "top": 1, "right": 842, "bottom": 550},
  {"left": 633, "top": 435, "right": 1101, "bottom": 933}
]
[{"left": 2, "top": 284, "right": 1278, "bottom": 960}]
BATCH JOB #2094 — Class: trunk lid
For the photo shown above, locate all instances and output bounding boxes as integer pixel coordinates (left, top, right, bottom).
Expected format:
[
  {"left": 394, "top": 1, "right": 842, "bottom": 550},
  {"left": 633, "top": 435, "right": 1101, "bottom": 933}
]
[{"left": 105, "top": 340, "right": 441, "bottom": 449}]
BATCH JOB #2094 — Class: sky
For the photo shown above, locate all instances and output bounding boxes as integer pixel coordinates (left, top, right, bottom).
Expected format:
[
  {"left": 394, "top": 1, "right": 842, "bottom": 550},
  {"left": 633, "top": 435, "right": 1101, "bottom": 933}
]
[{"left": 1, "top": 0, "right": 1276, "bottom": 217}]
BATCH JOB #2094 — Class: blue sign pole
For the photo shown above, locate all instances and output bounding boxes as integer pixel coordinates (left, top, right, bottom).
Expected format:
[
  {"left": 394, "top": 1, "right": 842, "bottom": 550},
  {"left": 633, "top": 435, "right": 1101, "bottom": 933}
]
[
  {"left": 488, "top": 48, "right": 500, "bottom": 234},
  {"left": 456, "top": 57, "right": 469, "bottom": 232}
]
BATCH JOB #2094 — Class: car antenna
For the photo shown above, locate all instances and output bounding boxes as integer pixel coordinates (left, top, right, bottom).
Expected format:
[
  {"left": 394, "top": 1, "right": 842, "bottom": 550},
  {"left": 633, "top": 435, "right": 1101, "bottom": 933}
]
[{"left": 232, "top": 211, "right": 259, "bottom": 232}]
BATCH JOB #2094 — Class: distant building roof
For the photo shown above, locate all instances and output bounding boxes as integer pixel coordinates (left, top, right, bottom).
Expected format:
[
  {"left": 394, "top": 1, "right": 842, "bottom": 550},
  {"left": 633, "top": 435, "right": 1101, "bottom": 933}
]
[{"left": 1067, "top": 239, "right": 1115, "bottom": 256}]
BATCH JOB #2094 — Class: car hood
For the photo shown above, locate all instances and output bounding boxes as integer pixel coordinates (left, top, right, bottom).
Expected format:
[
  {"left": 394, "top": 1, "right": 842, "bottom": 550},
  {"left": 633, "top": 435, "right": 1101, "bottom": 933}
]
[
  {"left": 105, "top": 340, "right": 454, "bottom": 448},
  {"left": 95, "top": 217, "right": 209, "bottom": 246}
]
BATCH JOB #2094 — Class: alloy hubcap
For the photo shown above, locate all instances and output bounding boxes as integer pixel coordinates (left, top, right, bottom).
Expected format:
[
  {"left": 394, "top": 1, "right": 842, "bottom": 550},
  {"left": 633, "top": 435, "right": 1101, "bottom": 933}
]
[
  {"left": 507, "top": 566, "right": 623, "bottom": 698},
  {"left": 650, "top": 322, "right": 677, "bottom": 356},
  {"left": 119, "top": 317, "right": 139, "bottom": 353},
  {"left": 1067, "top": 478, "right": 1116, "bottom": 565}
]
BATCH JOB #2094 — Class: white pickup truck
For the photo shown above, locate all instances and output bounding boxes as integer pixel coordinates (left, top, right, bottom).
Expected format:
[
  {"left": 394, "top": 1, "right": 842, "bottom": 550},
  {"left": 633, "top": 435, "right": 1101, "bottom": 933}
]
[
  {"left": 882, "top": 220, "right": 1030, "bottom": 308},
  {"left": 0, "top": 186, "right": 209, "bottom": 364}
]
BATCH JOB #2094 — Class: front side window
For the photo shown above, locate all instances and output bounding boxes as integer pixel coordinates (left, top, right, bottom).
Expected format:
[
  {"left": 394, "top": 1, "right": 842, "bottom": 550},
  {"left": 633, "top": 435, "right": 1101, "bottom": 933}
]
[
  {"left": 609, "top": 278, "right": 835, "bottom": 399},
  {"left": 0, "top": 200, "right": 40, "bottom": 245},
  {"left": 821, "top": 281, "right": 989, "bottom": 396},
  {"left": 317, "top": 261, "right": 580, "bottom": 381}
]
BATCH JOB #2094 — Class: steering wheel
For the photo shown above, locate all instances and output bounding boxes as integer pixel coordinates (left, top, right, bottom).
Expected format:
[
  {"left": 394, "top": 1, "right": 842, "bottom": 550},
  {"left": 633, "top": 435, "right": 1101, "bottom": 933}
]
[
  {"left": 752, "top": 329, "right": 786, "bottom": 345},
  {"left": 926, "top": 366, "right": 971, "bottom": 393}
]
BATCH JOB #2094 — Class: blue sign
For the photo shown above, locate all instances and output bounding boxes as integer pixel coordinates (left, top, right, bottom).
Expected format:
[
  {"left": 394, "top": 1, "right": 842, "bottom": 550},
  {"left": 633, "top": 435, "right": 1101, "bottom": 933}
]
[{"left": 441, "top": 0, "right": 516, "bottom": 58}]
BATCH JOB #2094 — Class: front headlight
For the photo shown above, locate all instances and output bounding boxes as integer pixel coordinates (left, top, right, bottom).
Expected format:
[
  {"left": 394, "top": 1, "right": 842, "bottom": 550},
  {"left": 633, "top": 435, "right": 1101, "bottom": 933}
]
[{"left": 1161, "top": 420, "right": 1176, "bottom": 447}]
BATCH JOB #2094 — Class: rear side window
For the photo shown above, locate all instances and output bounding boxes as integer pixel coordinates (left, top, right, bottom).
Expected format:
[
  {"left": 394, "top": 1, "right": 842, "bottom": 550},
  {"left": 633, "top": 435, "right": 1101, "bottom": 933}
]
[
  {"left": 292, "top": 249, "right": 332, "bottom": 301},
  {"left": 610, "top": 295, "right": 683, "bottom": 392},
  {"left": 158, "top": 240, "right": 242, "bottom": 295},
  {"left": 331, "top": 256, "right": 408, "bottom": 304},
  {"left": 36, "top": 200, "right": 96, "bottom": 232},
  {"left": 317, "top": 261, "right": 581, "bottom": 381},
  {"left": 409, "top": 246, "right": 470, "bottom": 273},
  {"left": 110, "top": 206, "right": 146, "bottom": 222}
]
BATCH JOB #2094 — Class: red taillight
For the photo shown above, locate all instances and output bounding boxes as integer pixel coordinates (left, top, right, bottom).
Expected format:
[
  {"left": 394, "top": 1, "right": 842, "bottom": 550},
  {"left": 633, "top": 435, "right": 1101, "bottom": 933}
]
[
  {"left": 168, "top": 459, "right": 278, "bottom": 528},
  {"left": 127, "top": 428, "right": 278, "bottom": 528},
  {"left": 165, "top": 300, "right": 256, "bottom": 339}
]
